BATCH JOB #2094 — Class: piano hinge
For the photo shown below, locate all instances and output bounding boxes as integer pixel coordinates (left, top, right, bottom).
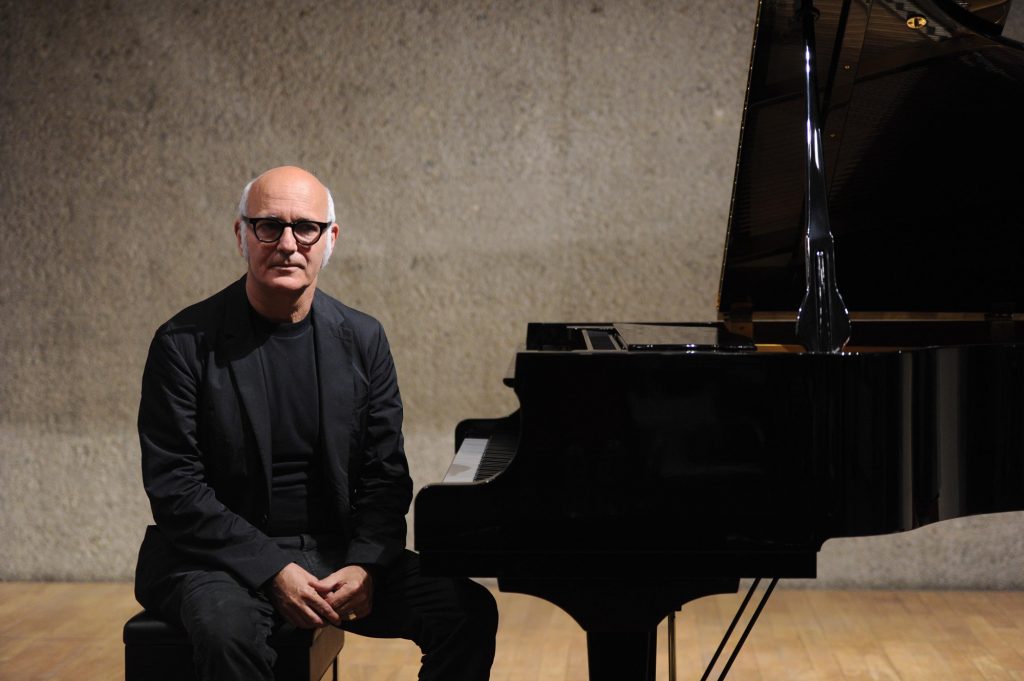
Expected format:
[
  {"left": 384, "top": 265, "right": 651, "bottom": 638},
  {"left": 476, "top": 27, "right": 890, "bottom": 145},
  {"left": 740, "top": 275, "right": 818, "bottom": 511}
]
[
  {"left": 724, "top": 303, "right": 754, "bottom": 341},
  {"left": 986, "top": 304, "right": 1015, "bottom": 343}
]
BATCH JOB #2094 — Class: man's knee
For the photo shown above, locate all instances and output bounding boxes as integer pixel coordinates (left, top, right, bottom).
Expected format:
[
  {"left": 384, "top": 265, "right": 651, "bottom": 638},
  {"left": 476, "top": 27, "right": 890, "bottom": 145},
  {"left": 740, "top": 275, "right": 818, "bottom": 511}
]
[
  {"left": 456, "top": 578, "right": 498, "bottom": 638},
  {"left": 417, "top": 578, "right": 496, "bottom": 679},
  {"left": 189, "top": 605, "right": 269, "bottom": 650},
  {"left": 177, "top": 572, "right": 276, "bottom": 677}
]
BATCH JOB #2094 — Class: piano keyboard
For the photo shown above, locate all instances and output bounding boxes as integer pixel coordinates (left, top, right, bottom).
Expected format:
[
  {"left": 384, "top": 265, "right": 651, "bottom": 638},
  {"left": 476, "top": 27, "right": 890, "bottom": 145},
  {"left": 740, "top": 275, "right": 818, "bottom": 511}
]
[{"left": 441, "top": 431, "right": 518, "bottom": 483}]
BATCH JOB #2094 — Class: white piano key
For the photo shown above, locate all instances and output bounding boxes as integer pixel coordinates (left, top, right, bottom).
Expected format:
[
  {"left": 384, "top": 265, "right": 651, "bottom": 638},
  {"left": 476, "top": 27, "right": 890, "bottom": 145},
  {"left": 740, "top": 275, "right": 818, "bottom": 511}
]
[{"left": 442, "top": 437, "right": 489, "bottom": 482}]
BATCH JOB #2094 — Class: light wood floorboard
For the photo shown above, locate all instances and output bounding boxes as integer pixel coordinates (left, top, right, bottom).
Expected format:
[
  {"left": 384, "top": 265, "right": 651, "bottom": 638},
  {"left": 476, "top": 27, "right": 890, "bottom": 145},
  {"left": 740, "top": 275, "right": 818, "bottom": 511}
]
[{"left": 0, "top": 583, "right": 1021, "bottom": 680}]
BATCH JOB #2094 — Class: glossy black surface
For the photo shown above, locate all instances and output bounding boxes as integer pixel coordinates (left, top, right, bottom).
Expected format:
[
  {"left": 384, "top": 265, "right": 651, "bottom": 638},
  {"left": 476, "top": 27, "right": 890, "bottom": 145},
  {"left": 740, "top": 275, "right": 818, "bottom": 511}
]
[
  {"left": 795, "top": 0, "right": 851, "bottom": 352},
  {"left": 720, "top": 0, "right": 1024, "bottom": 316},
  {"left": 415, "top": 1, "right": 1024, "bottom": 679},
  {"left": 415, "top": 329, "right": 1024, "bottom": 672},
  {"left": 418, "top": 324, "right": 1024, "bottom": 559}
]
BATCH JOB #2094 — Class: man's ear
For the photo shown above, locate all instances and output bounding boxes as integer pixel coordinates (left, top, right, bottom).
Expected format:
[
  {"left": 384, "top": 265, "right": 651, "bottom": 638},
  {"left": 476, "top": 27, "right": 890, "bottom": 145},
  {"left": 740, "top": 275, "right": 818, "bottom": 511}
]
[
  {"left": 321, "top": 222, "right": 340, "bottom": 268},
  {"left": 234, "top": 220, "right": 246, "bottom": 259}
]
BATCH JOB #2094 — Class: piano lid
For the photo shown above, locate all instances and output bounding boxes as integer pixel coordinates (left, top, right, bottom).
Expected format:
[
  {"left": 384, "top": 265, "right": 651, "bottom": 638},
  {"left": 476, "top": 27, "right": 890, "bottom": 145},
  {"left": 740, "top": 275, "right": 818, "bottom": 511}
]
[{"left": 718, "top": 0, "right": 1024, "bottom": 319}]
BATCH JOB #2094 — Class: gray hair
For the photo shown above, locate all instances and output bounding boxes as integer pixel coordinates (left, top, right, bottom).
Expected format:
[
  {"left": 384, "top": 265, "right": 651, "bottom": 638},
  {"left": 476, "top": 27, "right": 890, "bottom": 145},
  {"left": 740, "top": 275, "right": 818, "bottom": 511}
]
[{"left": 236, "top": 177, "right": 337, "bottom": 268}]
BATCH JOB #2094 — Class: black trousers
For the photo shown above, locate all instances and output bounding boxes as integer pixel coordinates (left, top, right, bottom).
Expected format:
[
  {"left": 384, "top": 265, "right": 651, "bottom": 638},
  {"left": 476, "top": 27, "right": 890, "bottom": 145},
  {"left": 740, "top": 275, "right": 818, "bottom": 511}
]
[{"left": 138, "top": 538, "right": 497, "bottom": 681}]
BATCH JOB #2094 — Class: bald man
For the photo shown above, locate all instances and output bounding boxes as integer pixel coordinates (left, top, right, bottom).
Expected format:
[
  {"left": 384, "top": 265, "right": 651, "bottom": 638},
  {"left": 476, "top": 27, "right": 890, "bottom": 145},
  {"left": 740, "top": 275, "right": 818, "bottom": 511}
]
[{"left": 134, "top": 167, "right": 497, "bottom": 681}]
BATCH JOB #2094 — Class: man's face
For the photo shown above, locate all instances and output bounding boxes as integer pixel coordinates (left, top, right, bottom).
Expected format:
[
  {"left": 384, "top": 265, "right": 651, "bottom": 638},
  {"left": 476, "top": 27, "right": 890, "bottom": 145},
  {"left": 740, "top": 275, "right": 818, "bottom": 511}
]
[{"left": 234, "top": 167, "right": 339, "bottom": 296}]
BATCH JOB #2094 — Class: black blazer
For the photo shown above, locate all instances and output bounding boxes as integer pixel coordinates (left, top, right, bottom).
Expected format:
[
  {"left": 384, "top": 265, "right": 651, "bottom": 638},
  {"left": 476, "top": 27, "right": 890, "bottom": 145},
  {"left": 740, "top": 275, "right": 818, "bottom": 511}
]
[{"left": 135, "top": 277, "right": 413, "bottom": 597}]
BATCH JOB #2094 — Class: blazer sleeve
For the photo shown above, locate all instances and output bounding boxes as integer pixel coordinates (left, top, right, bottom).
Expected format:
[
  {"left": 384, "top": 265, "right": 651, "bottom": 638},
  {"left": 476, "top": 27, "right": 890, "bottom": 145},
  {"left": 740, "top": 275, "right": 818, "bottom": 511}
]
[
  {"left": 138, "top": 329, "right": 292, "bottom": 590},
  {"left": 344, "top": 323, "right": 414, "bottom": 568}
]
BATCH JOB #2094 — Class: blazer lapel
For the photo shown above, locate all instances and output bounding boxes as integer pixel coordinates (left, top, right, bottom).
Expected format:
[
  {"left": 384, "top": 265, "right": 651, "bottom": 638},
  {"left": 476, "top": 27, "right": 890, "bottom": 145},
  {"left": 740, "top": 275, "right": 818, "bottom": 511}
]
[
  {"left": 221, "top": 279, "right": 274, "bottom": 495},
  {"left": 312, "top": 291, "right": 355, "bottom": 518}
]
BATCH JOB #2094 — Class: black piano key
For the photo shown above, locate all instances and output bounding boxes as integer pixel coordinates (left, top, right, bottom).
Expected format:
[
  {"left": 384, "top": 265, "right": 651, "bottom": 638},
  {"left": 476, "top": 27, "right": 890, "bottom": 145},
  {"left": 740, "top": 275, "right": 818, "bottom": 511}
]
[{"left": 472, "top": 430, "right": 519, "bottom": 482}]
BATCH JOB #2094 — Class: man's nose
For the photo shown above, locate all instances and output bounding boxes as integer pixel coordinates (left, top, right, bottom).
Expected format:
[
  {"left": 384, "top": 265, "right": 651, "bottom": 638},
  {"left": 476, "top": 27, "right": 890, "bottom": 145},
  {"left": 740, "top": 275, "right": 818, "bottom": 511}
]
[{"left": 277, "top": 227, "right": 298, "bottom": 252}]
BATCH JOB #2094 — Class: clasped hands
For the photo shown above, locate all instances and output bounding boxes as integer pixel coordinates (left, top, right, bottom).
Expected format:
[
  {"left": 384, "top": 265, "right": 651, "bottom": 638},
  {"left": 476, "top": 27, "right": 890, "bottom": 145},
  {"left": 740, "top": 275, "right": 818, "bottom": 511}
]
[{"left": 267, "top": 562, "right": 373, "bottom": 629}]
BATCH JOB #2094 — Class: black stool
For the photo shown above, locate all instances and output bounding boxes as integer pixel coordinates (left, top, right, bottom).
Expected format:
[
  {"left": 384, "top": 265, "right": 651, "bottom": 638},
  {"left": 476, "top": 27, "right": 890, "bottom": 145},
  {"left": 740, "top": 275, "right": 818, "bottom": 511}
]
[{"left": 123, "top": 610, "right": 344, "bottom": 681}]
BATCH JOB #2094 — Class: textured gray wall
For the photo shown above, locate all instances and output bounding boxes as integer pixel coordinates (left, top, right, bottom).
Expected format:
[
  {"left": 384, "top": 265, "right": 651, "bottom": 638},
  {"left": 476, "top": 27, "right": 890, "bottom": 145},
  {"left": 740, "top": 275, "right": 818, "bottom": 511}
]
[{"left": 1, "top": 1, "right": 1021, "bottom": 586}]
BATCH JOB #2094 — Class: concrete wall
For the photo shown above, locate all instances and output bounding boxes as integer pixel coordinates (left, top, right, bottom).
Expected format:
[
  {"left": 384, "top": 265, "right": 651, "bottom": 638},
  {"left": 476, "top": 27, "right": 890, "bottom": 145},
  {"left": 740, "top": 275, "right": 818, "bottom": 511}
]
[{"left": 1, "top": 0, "right": 1021, "bottom": 587}]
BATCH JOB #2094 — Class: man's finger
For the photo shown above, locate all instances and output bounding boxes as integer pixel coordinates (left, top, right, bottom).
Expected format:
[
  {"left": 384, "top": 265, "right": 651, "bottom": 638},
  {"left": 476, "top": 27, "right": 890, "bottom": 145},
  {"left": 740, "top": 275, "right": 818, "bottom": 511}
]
[
  {"left": 324, "top": 592, "right": 349, "bottom": 613},
  {"left": 319, "top": 602, "right": 342, "bottom": 625},
  {"left": 283, "top": 604, "right": 322, "bottom": 630},
  {"left": 325, "top": 587, "right": 361, "bottom": 612},
  {"left": 304, "top": 590, "right": 341, "bottom": 625},
  {"left": 300, "top": 604, "right": 326, "bottom": 629},
  {"left": 311, "top": 579, "right": 337, "bottom": 595}
]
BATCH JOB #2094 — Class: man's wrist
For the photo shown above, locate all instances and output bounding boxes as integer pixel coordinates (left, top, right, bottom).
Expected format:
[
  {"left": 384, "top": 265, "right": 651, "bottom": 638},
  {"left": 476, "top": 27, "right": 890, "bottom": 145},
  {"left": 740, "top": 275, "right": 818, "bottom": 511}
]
[
  {"left": 259, "top": 560, "right": 296, "bottom": 594},
  {"left": 347, "top": 563, "right": 379, "bottom": 582}
]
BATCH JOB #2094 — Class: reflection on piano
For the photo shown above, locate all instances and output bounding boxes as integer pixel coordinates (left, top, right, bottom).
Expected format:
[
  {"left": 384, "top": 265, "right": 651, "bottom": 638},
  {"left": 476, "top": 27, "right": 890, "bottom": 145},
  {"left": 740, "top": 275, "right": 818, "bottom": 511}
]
[{"left": 415, "top": 1, "right": 1024, "bottom": 679}]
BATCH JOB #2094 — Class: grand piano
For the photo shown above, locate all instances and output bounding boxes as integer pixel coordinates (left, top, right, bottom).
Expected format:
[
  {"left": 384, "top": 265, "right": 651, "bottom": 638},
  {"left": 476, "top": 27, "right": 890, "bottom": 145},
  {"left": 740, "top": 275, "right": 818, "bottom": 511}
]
[{"left": 415, "top": 0, "right": 1024, "bottom": 678}]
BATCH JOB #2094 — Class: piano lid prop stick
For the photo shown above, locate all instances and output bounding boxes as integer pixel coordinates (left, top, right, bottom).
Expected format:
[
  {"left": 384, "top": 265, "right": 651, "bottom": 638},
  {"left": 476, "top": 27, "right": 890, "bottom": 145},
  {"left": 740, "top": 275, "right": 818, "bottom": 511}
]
[{"left": 795, "top": 0, "right": 851, "bottom": 353}]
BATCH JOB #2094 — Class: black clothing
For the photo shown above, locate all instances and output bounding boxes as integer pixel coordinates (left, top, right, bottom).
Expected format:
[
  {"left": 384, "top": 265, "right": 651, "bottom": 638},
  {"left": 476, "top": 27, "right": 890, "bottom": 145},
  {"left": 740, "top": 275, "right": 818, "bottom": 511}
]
[
  {"left": 253, "top": 311, "right": 328, "bottom": 536},
  {"left": 134, "top": 277, "right": 495, "bottom": 681},
  {"left": 143, "top": 546, "right": 497, "bottom": 681},
  {"left": 136, "top": 277, "right": 412, "bottom": 593}
]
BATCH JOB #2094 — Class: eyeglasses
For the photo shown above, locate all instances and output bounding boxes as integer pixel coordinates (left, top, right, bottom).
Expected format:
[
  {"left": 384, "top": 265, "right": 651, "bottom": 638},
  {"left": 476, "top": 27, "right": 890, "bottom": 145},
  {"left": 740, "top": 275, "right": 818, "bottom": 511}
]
[{"left": 242, "top": 216, "right": 330, "bottom": 246}]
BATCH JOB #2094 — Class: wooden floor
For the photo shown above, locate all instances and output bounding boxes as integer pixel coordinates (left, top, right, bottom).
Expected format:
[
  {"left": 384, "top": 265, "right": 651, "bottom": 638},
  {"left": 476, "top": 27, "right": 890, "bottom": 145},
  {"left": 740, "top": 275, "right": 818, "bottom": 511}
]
[{"left": 1, "top": 582, "right": 1022, "bottom": 680}]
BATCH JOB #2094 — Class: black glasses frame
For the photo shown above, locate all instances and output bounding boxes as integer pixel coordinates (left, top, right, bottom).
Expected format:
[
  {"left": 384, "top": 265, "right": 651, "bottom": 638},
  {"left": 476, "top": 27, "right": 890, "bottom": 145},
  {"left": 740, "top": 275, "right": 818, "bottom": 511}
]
[{"left": 242, "top": 216, "right": 331, "bottom": 246}]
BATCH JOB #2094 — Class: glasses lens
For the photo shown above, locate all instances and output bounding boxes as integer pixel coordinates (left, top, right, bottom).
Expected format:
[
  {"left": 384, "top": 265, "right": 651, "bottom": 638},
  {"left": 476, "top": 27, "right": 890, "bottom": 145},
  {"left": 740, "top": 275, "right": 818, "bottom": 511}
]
[
  {"left": 252, "top": 219, "right": 284, "bottom": 243},
  {"left": 293, "top": 222, "right": 323, "bottom": 245}
]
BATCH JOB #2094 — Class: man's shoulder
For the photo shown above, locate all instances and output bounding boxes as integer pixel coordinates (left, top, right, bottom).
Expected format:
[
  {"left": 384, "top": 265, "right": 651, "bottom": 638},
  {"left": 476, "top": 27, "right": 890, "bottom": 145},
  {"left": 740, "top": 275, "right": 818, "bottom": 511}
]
[
  {"left": 153, "top": 278, "right": 243, "bottom": 339},
  {"left": 313, "top": 288, "right": 385, "bottom": 337}
]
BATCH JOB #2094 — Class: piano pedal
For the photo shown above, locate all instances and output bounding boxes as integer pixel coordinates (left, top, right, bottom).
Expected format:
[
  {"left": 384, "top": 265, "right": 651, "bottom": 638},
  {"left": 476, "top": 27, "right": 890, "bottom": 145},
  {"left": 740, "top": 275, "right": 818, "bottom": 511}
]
[{"left": 667, "top": 611, "right": 677, "bottom": 681}]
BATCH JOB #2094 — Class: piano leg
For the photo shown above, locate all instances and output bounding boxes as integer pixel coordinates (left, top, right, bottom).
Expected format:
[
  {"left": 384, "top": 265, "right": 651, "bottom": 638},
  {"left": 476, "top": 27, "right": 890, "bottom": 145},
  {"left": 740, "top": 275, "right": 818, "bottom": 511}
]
[
  {"left": 586, "top": 629, "right": 656, "bottom": 681},
  {"left": 499, "top": 578, "right": 738, "bottom": 680}
]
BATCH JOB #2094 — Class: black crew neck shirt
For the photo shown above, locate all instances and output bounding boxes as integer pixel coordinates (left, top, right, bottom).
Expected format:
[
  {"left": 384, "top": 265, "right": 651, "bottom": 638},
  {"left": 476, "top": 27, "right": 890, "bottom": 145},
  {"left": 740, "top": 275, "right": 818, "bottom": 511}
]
[{"left": 251, "top": 308, "right": 329, "bottom": 536}]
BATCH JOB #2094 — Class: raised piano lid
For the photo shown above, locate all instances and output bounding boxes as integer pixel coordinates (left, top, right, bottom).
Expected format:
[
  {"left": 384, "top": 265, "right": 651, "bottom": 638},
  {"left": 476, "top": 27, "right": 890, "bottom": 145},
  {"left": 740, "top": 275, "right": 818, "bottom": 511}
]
[{"left": 718, "top": 0, "right": 1024, "bottom": 326}]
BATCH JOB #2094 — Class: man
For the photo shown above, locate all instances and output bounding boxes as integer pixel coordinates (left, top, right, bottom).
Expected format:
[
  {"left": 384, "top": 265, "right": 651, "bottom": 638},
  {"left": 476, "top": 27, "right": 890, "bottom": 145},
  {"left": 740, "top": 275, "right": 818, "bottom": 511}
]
[{"left": 135, "top": 166, "right": 497, "bottom": 680}]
